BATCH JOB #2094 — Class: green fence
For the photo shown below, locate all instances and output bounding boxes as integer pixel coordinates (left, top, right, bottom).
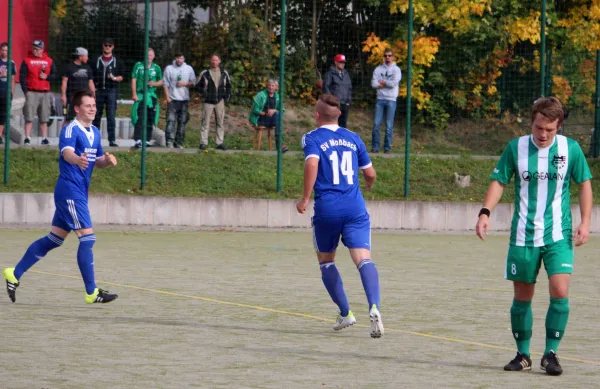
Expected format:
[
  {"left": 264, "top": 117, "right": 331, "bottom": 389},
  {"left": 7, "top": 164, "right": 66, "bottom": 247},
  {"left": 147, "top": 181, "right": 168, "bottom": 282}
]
[{"left": 2, "top": 0, "right": 600, "bottom": 195}]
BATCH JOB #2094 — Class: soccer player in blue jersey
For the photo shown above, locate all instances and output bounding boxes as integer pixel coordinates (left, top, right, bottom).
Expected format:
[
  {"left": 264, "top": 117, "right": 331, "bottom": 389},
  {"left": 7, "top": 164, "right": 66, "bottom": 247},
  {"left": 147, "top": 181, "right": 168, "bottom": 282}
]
[
  {"left": 296, "top": 93, "right": 382, "bottom": 338},
  {"left": 3, "top": 90, "right": 119, "bottom": 304}
]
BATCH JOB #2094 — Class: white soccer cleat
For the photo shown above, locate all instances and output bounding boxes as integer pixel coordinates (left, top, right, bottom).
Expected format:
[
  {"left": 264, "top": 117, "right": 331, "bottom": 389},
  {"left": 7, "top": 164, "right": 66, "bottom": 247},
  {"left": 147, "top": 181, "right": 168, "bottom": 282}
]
[
  {"left": 332, "top": 311, "right": 356, "bottom": 331},
  {"left": 369, "top": 305, "right": 384, "bottom": 338}
]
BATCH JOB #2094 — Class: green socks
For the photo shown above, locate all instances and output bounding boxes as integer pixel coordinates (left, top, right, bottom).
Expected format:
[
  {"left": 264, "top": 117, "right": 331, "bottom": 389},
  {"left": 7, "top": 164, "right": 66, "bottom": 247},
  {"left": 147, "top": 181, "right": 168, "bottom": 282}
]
[
  {"left": 510, "top": 299, "right": 533, "bottom": 356},
  {"left": 545, "top": 297, "right": 570, "bottom": 354}
]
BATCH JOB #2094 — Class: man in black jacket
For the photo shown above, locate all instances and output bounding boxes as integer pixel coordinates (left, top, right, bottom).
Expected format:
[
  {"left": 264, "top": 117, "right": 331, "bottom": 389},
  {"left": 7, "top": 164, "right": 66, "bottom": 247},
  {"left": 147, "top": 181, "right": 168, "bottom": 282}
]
[
  {"left": 323, "top": 54, "right": 352, "bottom": 128},
  {"left": 92, "top": 38, "right": 124, "bottom": 147},
  {"left": 196, "top": 53, "right": 231, "bottom": 150}
]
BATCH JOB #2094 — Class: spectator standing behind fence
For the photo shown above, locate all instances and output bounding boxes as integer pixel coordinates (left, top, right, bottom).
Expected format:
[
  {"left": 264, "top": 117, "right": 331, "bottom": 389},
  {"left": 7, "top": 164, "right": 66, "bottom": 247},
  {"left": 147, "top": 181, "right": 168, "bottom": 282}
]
[
  {"left": 61, "top": 48, "right": 95, "bottom": 124},
  {"left": 249, "top": 78, "right": 288, "bottom": 152},
  {"left": 131, "top": 48, "right": 162, "bottom": 149},
  {"left": 196, "top": 53, "right": 231, "bottom": 150},
  {"left": 370, "top": 49, "right": 401, "bottom": 154},
  {"left": 323, "top": 54, "right": 352, "bottom": 128},
  {"left": 92, "top": 38, "right": 124, "bottom": 147},
  {"left": 20, "top": 40, "right": 57, "bottom": 146},
  {"left": 0, "top": 42, "right": 16, "bottom": 145},
  {"left": 162, "top": 52, "right": 196, "bottom": 148}
]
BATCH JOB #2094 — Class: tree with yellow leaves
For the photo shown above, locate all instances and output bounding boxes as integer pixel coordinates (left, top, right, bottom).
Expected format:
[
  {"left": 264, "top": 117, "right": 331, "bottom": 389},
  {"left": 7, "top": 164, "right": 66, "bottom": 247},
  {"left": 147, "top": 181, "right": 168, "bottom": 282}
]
[{"left": 363, "top": 0, "right": 600, "bottom": 128}]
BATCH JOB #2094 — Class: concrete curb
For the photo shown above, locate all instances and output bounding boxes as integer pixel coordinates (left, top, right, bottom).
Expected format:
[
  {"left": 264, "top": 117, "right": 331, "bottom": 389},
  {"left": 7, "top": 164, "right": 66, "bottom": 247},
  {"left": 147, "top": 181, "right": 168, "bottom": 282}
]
[{"left": 0, "top": 193, "right": 596, "bottom": 232}]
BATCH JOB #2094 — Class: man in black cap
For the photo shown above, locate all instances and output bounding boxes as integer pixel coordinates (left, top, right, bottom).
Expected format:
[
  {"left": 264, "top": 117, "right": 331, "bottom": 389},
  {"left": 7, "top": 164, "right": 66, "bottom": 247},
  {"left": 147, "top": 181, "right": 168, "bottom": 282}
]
[
  {"left": 61, "top": 47, "right": 95, "bottom": 123},
  {"left": 92, "top": 38, "right": 124, "bottom": 147}
]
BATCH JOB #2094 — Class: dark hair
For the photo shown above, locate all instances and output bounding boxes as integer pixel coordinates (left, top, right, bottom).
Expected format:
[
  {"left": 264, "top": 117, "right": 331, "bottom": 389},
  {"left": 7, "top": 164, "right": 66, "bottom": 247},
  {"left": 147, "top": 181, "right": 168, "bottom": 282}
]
[
  {"left": 319, "top": 93, "right": 340, "bottom": 109},
  {"left": 174, "top": 52, "right": 184, "bottom": 58},
  {"left": 531, "top": 97, "right": 565, "bottom": 126},
  {"left": 384, "top": 48, "right": 393, "bottom": 55},
  {"left": 72, "top": 90, "right": 95, "bottom": 107},
  {"left": 0, "top": 42, "right": 7, "bottom": 49},
  {"left": 210, "top": 53, "right": 220, "bottom": 59},
  {"left": 317, "top": 94, "right": 341, "bottom": 122}
]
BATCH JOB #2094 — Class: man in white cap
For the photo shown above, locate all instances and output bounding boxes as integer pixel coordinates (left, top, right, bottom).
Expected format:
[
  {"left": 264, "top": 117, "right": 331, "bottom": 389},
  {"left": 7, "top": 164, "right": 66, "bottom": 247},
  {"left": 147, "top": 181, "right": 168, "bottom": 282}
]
[{"left": 62, "top": 47, "right": 95, "bottom": 123}]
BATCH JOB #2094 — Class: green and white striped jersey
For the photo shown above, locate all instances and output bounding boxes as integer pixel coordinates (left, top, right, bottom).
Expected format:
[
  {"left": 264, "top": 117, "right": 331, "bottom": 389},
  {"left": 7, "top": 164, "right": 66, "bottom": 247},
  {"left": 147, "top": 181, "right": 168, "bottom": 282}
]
[{"left": 491, "top": 134, "right": 592, "bottom": 247}]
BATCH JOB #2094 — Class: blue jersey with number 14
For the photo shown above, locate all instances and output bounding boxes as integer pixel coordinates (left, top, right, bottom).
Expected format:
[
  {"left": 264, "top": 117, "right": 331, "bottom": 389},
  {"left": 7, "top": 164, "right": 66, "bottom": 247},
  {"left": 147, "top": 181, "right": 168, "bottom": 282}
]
[{"left": 302, "top": 124, "right": 372, "bottom": 217}]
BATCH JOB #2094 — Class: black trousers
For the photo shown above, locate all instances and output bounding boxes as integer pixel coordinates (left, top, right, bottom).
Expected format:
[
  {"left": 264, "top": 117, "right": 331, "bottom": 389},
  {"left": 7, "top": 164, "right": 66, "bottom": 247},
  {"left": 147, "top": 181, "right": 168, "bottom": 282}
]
[
  {"left": 338, "top": 103, "right": 350, "bottom": 128},
  {"left": 134, "top": 96, "right": 157, "bottom": 142}
]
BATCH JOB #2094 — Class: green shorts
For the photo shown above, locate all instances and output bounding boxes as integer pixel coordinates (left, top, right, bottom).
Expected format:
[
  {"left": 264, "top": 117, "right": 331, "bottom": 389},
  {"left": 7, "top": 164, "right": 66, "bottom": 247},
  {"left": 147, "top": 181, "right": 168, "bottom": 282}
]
[{"left": 505, "top": 239, "right": 574, "bottom": 283}]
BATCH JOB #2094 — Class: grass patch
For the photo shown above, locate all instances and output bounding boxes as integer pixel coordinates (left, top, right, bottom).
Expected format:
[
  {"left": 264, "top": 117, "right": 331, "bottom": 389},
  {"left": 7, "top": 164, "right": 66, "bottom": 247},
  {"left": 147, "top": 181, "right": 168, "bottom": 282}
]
[
  {"left": 1, "top": 149, "right": 598, "bottom": 203},
  {"left": 114, "top": 100, "right": 597, "bottom": 157}
]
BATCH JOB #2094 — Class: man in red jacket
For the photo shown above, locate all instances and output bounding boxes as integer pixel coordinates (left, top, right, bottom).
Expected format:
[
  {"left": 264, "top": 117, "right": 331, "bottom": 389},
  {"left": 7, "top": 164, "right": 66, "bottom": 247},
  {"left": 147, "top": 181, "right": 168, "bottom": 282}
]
[{"left": 19, "top": 40, "right": 57, "bottom": 145}]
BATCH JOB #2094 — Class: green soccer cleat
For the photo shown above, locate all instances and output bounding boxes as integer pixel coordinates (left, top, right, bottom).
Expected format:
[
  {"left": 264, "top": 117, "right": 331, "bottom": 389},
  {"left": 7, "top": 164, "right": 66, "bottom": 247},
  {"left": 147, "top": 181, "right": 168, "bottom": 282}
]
[
  {"left": 3, "top": 268, "right": 19, "bottom": 303},
  {"left": 85, "top": 288, "right": 119, "bottom": 304},
  {"left": 333, "top": 311, "right": 356, "bottom": 331}
]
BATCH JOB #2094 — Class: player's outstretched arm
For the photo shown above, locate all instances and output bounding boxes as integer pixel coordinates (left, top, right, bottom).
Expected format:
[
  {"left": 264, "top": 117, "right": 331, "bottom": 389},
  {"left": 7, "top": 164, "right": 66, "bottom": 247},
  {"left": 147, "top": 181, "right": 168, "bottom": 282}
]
[
  {"left": 476, "top": 180, "right": 505, "bottom": 241},
  {"left": 296, "top": 158, "right": 318, "bottom": 214},
  {"left": 95, "top": 152, "right": 118, "bottom": 169},
  {"left": 62, "top": 149, "right": 89, "bottom": 170},
  {"left": 362, "top": 166, "right": 376, "bottom": 191},
  {"left": 574, "top": 180, "right": 592, "bottom": 246}
]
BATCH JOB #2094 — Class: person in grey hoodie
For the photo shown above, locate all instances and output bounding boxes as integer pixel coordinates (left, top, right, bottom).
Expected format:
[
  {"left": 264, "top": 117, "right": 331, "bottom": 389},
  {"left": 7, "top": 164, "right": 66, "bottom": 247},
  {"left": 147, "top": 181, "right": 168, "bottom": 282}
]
[
  {"left": 163, "top": 53, "right": 196, "bottom": 148},
  {"left": 371, "top": 49, "right": 402, "bottom": 153},
  {"left": 323, "top": 54, "right": 352, "bottom": 128}
]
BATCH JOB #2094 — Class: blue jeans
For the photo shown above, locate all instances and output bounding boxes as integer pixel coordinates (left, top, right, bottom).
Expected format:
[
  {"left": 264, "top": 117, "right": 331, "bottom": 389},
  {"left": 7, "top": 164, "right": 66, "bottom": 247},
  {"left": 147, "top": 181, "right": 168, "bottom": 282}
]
[
  {"left": 257, "top": 111, "right": 280, "bottom": 135},
  {"left": 93, "top": 88, "right": 118, "bottom": 142},
  {"left": 371, "top": 99, "right": 397, "bottom": 151}
]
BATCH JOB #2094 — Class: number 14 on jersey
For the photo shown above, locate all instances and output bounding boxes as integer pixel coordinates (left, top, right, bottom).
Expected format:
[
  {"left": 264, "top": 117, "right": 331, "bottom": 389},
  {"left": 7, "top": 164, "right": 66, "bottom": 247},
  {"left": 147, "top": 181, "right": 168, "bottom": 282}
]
[{"left": 329, "top": 151, "right": 354, "bottom": 185}]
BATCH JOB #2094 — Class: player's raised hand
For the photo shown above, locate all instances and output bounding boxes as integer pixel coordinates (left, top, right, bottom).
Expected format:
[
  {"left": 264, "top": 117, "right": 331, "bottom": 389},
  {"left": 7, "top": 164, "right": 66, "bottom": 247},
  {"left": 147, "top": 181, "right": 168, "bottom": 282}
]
[
  {"left": 573, "top": 223, "right": 590, "bottom": 247},
  {"left": 475, "top": 215, "right": 489, "bottom": 241},
  {"left": 78, "top": 152, "right": 89, "bottom": 170},
  {"left": 296, "top": 199, "right": 309, "bottom": 214},
  {"left": 104, "top": 152, "right": 118, "bottom": 167}
]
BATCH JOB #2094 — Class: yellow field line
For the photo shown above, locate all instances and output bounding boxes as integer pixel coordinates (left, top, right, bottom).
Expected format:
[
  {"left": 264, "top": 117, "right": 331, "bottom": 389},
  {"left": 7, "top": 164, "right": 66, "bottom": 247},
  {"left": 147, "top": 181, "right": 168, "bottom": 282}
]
[{"left": 26, "top": 269, "right": 600, "bottom": 366}]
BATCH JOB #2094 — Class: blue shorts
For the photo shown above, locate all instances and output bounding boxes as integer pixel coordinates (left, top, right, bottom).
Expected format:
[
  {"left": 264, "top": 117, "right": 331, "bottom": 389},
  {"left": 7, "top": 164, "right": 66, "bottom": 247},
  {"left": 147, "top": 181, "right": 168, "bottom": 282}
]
[
  {"left": 52, "top": 198, "right": 93, "bottom": 232},
  {"left": 312, "top": 212, "right": 371, "bottom": 253}
]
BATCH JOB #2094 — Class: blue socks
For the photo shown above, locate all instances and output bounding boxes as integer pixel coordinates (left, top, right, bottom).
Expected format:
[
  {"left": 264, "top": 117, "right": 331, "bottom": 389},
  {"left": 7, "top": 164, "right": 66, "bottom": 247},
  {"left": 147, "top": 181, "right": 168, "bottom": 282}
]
[
  {"left": 320, "top": 261, "right": 350, "bottom": 317},
  {"left": 358, "top": 259, "right": 380, "bottom": 309},
  {"left": 14, "top": 233, "right": 64, "bottom": 279},
  {"left": 77, "top": 234, "right": 97, "bottom": 295},
  {"left": 13, "top": 232, "right": 98, "bottom": 295}
]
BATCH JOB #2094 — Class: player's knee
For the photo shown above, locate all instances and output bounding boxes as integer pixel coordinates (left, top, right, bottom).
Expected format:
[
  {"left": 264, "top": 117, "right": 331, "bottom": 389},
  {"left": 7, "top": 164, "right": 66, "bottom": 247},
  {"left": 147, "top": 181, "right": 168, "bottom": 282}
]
[
  {"left": 356, "top": 259, "right": 375, "bottom": 269},
  {"left": 40, "top": 232, "right": 64, "bottom": 251},
  {"left": 78, "top": 233, "right": 96, "bottom": 249}
]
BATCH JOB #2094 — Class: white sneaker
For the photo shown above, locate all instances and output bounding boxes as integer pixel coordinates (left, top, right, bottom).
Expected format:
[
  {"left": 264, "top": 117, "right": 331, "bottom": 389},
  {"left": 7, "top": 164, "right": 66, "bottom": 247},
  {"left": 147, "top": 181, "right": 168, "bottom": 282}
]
[
  {"left": 369, "top": 305, "right": 384, "bottom": 338},
  {"left": 332, "top": 311, "right": 356, "bottom": 331}
]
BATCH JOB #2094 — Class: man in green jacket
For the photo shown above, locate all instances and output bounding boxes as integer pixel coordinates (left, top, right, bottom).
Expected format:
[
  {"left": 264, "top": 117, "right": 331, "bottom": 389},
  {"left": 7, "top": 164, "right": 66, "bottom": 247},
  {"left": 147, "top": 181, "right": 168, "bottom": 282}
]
[
  {"left": 131, "top": 48, "right": 163, "bottom": 148},
  {"left": 249, "top": 78, "right": 287, "bottom": 152}
]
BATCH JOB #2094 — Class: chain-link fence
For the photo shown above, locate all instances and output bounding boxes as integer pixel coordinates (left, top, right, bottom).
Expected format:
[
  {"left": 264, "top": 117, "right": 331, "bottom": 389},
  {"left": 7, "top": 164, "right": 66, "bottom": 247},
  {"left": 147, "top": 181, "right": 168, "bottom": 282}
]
[{"left": 1, "top": 0, "right": 599, "bottom": 188}]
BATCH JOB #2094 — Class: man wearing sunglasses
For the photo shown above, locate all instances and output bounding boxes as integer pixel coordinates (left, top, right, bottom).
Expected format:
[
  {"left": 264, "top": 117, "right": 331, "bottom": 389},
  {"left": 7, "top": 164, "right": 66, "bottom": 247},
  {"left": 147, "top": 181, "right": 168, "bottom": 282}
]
[
  {"left": 370, "top": 49, "right": 401, "bottom": 154},
  {"left": 92, "top": 38, "right": 124, "bottom": 147}
]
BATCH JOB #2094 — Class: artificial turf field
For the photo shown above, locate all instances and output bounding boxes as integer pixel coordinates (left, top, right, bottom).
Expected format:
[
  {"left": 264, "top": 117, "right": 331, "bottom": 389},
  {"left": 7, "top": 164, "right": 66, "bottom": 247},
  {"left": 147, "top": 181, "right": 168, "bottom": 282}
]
[{"left": 1, "top": 230, "right": 599, "bottom": 388}]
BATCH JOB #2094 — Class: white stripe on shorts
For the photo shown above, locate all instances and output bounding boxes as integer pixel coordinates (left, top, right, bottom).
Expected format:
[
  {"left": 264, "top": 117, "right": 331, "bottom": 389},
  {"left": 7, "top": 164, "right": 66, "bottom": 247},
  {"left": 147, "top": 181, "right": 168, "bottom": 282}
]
[
  {"left": 66, "top": 199, "right": 81, "bottom": 230},
  {"left": 312, "top": 218, "right": 320, "bottom": 252}
]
